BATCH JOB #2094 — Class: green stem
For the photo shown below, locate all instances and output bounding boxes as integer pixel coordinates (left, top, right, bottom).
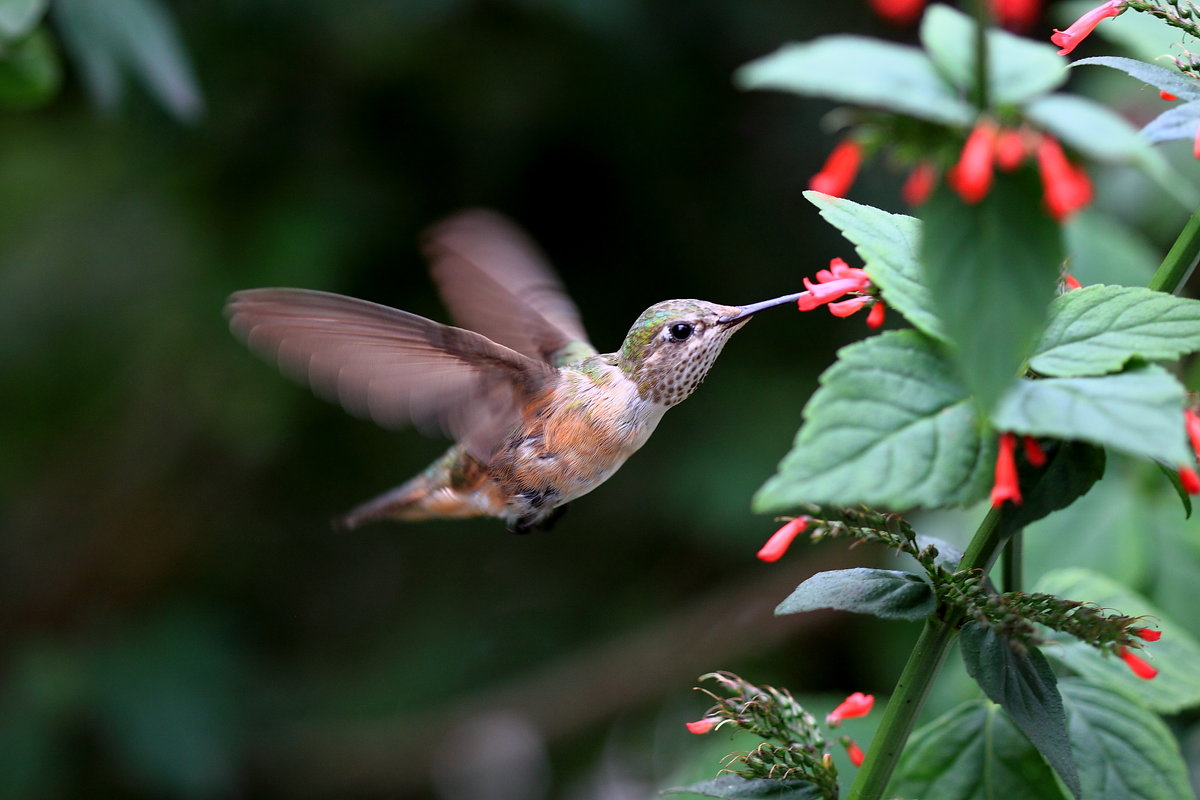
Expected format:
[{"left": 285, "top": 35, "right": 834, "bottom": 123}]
[
  {"left": 1149, "top": 205, "right": 1200, "bottom": 294},
  {"left": 972, "top": 0, "right": 989, "bottom": 110},
  {"left": 1001, "top": 529, "right": 1023, "bottom": 592}
]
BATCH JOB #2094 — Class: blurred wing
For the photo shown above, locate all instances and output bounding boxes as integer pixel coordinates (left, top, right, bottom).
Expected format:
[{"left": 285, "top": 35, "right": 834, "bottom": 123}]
[
  {"left": 424, "top": 209, "right": 597, "bottom": 366},
  {"left": 225, "top": 288, "right": 556, "bottom": 460}
]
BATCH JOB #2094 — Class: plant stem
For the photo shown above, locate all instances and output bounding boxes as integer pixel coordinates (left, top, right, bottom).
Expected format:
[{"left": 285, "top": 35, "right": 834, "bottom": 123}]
[
  {"left": 1001, "top": 529, "right": 1023, "bottom": 592},
  {"left": 1149, "top": 205, "right": 1200, "bottom": 294},
  {"left": 972, "top": 0, "right": 989, "bottom": 110}
]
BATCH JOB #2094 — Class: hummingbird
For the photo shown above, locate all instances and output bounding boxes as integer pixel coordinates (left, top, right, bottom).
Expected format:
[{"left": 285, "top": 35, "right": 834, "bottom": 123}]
[{"left": 225, "top": 210, "right": 801, "bottom": 533}]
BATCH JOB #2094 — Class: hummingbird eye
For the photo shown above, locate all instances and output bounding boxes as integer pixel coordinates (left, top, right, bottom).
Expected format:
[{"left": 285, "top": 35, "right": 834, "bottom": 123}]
[{"left": 668, "top": 322, "right": 694, "bottom": 342}]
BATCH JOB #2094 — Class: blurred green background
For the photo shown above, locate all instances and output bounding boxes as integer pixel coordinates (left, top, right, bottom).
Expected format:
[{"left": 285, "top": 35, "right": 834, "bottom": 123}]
[{"left": 4, "top": 1, "right": 1200, "bottom": 798}]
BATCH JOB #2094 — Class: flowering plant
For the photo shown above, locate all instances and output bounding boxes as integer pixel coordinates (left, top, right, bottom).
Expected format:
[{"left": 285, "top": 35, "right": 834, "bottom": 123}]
[{"left": 667, "top": 3, "right": 1200, "bottom": 799}]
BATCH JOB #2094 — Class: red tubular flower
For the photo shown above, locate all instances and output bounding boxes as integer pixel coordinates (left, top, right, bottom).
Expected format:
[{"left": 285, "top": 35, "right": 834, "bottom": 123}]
[
  {"left": 991, "top": 0, "right": 1042, "bottom": 30},
  {"left": 1022, "top": 436, "right": 1047, "bottom": 467},
  {"left": 827, "top": 692, "right": 875, "bottom": 726},
  {"left": 1193, "top": 124, "right": 1200, "bottom": 160},
  {"left": 828, "top": 296, "right": 871, "bottom": 318},
  {"left": 948, "top": 121, "right": 997, "bottom": 204},
  {"left": 809, "top": 140, "right": 863, "bottom": 198},
  {"left": 1135, "top": 627, "right": 1163, "bottom": 642},
  {"left": 1117, "top": 646, "right": 1158, "bottom": 680},
  {"left": 902, "top": 162, "right": 936, "bottom": 206},
  {"left": 1185, "top": 409, "right": 1200, "bottom": 462},
  {"left": 995, "top": 129, "right": 1028, "bottom": 171},
  {"left": 797, "top": 258, "right": 872, "bottom": 311},
  {"left": 1179, "top": 467, "right": 1200, "bottom": 494},
  {"left": 844, "top": 738, "right": 866, "bottom": 767},
  {"left": 866, "top": 300, "right": 886, "bottom": 329},
  {"left": 685, "top": 718, "right": 716, "bottom": 734},
  {"left": 1037, "top": 136, "right": 1093, "bottom": 220},
  {"left": 1051, "top": 1, "right": 1125, "bottom": 55},
  {"left": 757, "top": 516, "right": 809, "bottom": 563},
  {"left": 1064, "top": 274, "right": 1083, "bottom": 290},
  {"left": 868, "top": 0, "right": 927, "bottom": 25},
  {"left": 1161, "top": 90, "right": 1179, "bottom": 101},
  {"left": 991, "top": 433, "right": 1023, "bottom": 507}
]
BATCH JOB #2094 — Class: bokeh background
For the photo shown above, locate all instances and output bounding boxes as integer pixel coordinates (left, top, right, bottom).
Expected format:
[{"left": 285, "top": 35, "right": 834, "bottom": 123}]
[{"left": 4, "top": 1, "right": 1200, "bottom": 798}]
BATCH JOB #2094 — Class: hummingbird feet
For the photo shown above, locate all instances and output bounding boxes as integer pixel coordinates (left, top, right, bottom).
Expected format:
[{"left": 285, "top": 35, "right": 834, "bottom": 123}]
[{"left": 507, "top": 501, "right": 570, "bottom": 535}]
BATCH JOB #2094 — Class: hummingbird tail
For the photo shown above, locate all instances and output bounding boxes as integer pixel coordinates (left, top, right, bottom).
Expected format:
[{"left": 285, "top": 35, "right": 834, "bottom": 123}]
[{"left": 333, "top": 476, "right": 432, "bottom": 531}]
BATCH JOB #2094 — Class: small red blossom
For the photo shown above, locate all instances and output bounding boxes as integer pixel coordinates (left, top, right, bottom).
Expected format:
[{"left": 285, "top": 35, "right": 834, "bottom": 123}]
[
  {"left": 757, "top": 516, "right": 809, "bottom": 563},
  {"left": 1022, "top": 436, "right": 1047, "bottom": 468},
  {"left": 1185, "top": 409, "right": 1200, "bottom": 462},
  {"left": 1064, "top": 274, "right": 1083, "bottom": 290},
  {"left": 1117, "top": 646, "right": 1158, "bottom": 680},
  {"left": 809, "top": 140, "right": 863, "bottom": 198},
  {"left": 866, "top": 300, "right": 886, "bottom": 329},
  {"left": 1193, "top": 124, "right": 1200, "bottom": 160},
  {"left": 1051, "top": 0, "right": 1125, "bottom": 55},
  {"left": 1135, "top": 627, "right": 1163, "bottom": 642},
  {"left": 1037, "top": 136, "right": 1093, "bottom": 220},
  {"left": 827, "top": 692, "right": 875, "bottom": 726},
  {"left": 796, "top": 258, "right": 872, "bottom": 312},
  {"left": 991, "top": 433, "right": 1023, "bottom": 507},
  {"left": 843, "top": 738, "right": 866, "bottom": 767},
  {"left": 828, "top": 296, "right": 872, "bottom": 318},
  {"left": 902, "top": 162, "right": 937, "bottom": 206},
  {"left": 991, "top": 0, "right": 1042, "bottom": 30},
  {"left": 1179, "top": 467, "right": 1200, "bottom": 494},
  {"left": 948, "top": 121, "right": 998, "bottom": 204},
  {"left": 1161, "top": 90, "right": 1179, "bottom": 101},
  {"left": 685, "top": 718, "right": 716, "bottom": 734},
  {"left": 868, "top": 0, "right": 927, "bottom": 25},
  {"left": 995, "top": 129, "right": 1029, "bottom": 171}
]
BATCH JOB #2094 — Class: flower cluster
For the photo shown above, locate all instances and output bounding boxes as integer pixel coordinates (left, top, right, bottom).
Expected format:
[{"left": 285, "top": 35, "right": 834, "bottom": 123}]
[
  {"left": 755, "top": 506, "right": 921, "bottom": 564},
  {"left": 870, "top": 0, "right": 1043, "bottom": 29},
  {"left": 794, "top": 257, "right": 886, "bottom": 327},
  {"left": 989, "top": 433, "right": 1047, "bottom": 507}
]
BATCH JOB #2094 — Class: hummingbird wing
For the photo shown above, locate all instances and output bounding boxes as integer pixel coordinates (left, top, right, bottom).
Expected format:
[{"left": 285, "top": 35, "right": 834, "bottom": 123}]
[
  {"left": 423, "top": 209, "right": 598, "bottom": 367},
  {"left": 225, "top": 288, "right": 556, "bottom": 460}
]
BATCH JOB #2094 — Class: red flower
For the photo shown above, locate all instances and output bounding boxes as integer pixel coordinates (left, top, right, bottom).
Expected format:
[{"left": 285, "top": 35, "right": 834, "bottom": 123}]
[
  {"left": 828, "top": 296, "right": 872, "bottom": 318},
  {"left": 796, "top": 258, "right": 872, "bottom": 311},
  {"left": 991, "top": 433, "right": 1023, "bottom": 507},
  {"left": 1179, "top": 467, "right": 1200, "bottom": 495},
  {"left": 1161, "top": 90, "right": 1178, "bottom": 101},
  {"left": 1064, "top": 274, "right": 1083, "bottom": 290},
  {"left": 866, "top": 300, "right": 886, "bottom": 329},
  {"left": 1037, "top": 136, "right": 1093, "bottom": 221},
  {"left": 1117, "top": 646, "right": 1158, "bottom": 680},
  {"left": 827, "top": 692, "right": 875, "bottom": 726},
  {"left": 1051, "top": 1, "right": 1125, "bottom": 56},
  {"left": 843, "top": 738, "right": 866, "bottom": 767},
  {"left": 1185, "top": 409, "right": 1200, "bottom": 462},
  {"left": 1193, "top": 124, "right": 1200, "bottom": 160},
  {"left": 991, "top": 0, "right": 1041, "bottom": 30},
  {"left": 685, "top": 718, "right": 716, "bottom": 734},
  {"left": 1022, "top": 436, "right": 1047, "bottom": 468},
  {"left": 902, "top": 162, "right": 936, "bottom": 206},
  {"left": 948, "top": 121, "right": 997, "bottom": 204},
  {"left": 995, "top": 129, "right": 1029, "bottom": 171},
  {"left": 868, "top": 0, "right": 927, "bottom": 25},
  {"left": 1135, "top": 627, "right": 1162, "bottom": 642},
  {"left": 809, "top": 140, "right": 863, "bottom": 198},
  {"left": 757, "top": 516, "right": 809, "bottom": 563}
]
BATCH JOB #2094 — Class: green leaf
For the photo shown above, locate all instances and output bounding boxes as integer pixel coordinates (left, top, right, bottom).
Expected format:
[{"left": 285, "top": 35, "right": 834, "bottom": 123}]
[
  {"left": 0, "top": 26, "right": 60, "bottom": 109},
  {"left": 890, "top": 700, "right": 1068, "bottom": 800},
  {"left": 775, "top": 568, "right": 935, "bottom": 621},
  {"left": 1036, "top": 568, "right": 1200, "bottom": 713},
  {"left": 754, "top": 330, "right": 993, "bottom": 513},
  {"left": 1072, "top": 56, "right": 1200, "bottom": 101},
  {"left": 805, "top": 192, "right": 947, "bottom": 342},
  {"left": 1030, "top": 285, "right": 1200, "bottom": 377},
  {"left": 991, "top": 367, "right": 1190, "bottom": 465},
  {"left": 1060, "top": 679, "right": 1193, "bottom": 800},
  {"left": 735, "top": 36, "right": 973, "bottom": 126},
  {"left": 960, "top": 623, "right": 1080, "bottom": 798},
  {"left": 0, "top": 0, "right": 47, "bottom": 39},
  {"left": 1064, "top": 210, "right": 1159, "bottom": 288},
  {"left": 1141, "top": 99, "right": 1200, "bottom": 144},
  {"left": 920, "top": 4, "right": 1066, "bottom": 107},
  {"left": 1156, "top": 461, "right": 1193, "bottom": 518},
  {"left": 920, "top": 167, "right": 1063, "bottom": 414},
  {"left": 1001, "top": 441, "right": 1105, "bottom": 532},
  {"left": 663, "top": 775, "right": 822, "bottom": 800}
]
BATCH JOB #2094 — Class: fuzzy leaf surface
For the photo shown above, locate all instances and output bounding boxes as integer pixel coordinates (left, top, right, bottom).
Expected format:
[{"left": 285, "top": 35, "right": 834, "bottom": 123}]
[
  {"left": 1031, "top": 285, "right": 1200, "bottom": 377},
  {"left": 889, "top": 700, "right": 1066, "bottom": 800},
  {"left": 960, "top": 623, "right": 1080, "bottom": 798},
  {"left": 664, "top": 775, "right": 822, "bottom": 800},
  {"left": 775, "top": 568, "right": 935, "bottom": 621},
  {"left": 1036, "top": 569, "right": 1200, "bottom": 713},
  {"left": 920, "top": 168, "right": 1062, "bottom": 414},
  {"left": 1060, "top": 679, "right": 1193, "bottom": 800},
  {"left": 991, "top": 367, "right": 1189, "bottom": 464},
  {"left": 1140, "top": 99, "right": 1200, "bottom": 144},
  {"left": 920, "top": 4, "right": 1066, "bottom": 106},
  {"left": 1071, "top": 56, "right": 1200, "bottom": 101},
  {"left": 735, "top": 37, "right": 972, "bottom": 125},
  {"left": 805, "top": 192, "right": 947, "bottom": 342},
  {"left": 754, "top": 330, "right": 993, "bottom": 513}
]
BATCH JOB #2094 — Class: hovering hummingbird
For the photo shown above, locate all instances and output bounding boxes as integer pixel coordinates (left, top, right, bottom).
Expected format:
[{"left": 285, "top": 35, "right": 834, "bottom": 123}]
[{"left": 226, "top": 210, "right": 801, "bottom": 533}]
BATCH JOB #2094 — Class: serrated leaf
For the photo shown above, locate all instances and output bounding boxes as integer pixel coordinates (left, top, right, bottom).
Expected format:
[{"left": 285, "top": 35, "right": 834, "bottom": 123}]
[
  {"left": 1140, "top": 99, "right": 1200, "bottom": 144},
  {"left": 735, "top": 36, "right": 973, "bottom": 126},
  {"left": 0, "top": 0, "right": 47, "bottom": 39},
  {"left": 1060, "top": 679, "right": 1193, "bottom": 800},
  {"left": 1030, "top": 285, "right": 1200, "bottom": 377},
  {"left": 663, "top": 775, "right": 822, "bottom": 800},
  {"left": 754, "top": 330, "right": 993, "bottom": 513},
  {"left": 920, "top": 167, "right": 1063, "bottom": 414},
  {"left": 775, "top": 568, "right": 935, "bottom": 621},
  {"left": 920, "top": 5, "right": 1066, "bottom": 107},
  {"left": 991, "top": 367, "right": 1189, "bottom": 464},
  {"left": 960, "top": 623, "right": 1080, "bottom": 798},
  {"left": 805, "top": 192, "right": 947, "bottom": 342},
  {"left": 1071, "top": 56, "right": 1200, "bottom": 102},
  {"left": 1036, "top": 568, "right": 1200, "bottom": 713},
  {"left": 890, "top": 700, "right": 1067, "bottom": 800},
  {"left": 1001, "top": 441, "right": 1106, "bottom": 531}
]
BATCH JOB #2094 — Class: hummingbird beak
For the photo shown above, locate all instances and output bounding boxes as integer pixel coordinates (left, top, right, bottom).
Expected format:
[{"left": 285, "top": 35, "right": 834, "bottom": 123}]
[{"left": 718, "top": 292, "right": 805, "bottom": 324}]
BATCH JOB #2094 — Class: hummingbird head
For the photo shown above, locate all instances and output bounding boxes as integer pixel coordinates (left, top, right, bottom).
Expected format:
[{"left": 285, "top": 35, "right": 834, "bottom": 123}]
[{"left": 618, "top": 292, "right": 801, "bottom": 406}]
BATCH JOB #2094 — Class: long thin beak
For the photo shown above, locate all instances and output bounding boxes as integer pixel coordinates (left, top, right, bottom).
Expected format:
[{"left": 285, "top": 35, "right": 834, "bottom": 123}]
[{"left": 718, "top": 292, "right": 804, "bottom": 324}]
